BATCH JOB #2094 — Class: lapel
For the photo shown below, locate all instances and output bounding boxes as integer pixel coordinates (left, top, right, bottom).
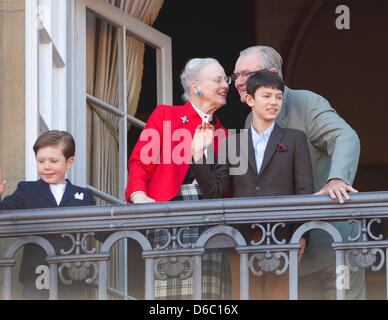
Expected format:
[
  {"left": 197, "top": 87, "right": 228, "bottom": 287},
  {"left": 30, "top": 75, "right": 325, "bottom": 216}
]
[
  {"left": 241, "top": 128, "right": 258, "bottom": 175},
  {"left": 276, "top": 86, "right": 290, "bottom": 128},
  {"left": 35, "top": 179, "right": 58, "bottom": 207},
  {"left": 258, "top": 124, "right": 285, "bottom": 176},
  {"left": 59, "top": 179, "right": 77, "bottom": 206},
  {"left": 212, "top": 115, "right": 227, "bottom": 155}
]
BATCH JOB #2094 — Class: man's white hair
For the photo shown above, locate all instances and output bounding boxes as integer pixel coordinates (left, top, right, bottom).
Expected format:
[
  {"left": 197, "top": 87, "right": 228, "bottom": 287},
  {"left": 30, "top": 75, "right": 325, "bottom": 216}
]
[{"left": 240, "top": 46, "right": 283, "bottom": 79}]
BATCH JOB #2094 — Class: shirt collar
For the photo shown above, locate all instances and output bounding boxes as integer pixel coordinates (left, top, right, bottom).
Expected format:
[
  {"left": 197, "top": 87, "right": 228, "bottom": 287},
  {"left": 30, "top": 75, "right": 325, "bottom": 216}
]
[
  {"left": 251, "top": 122, "right": 275, "bottom": 145},
  {"left": 49, "top": 183, "right": 67, "bottom": 190},
  {"left": 191, "top": 103, "right": 213, "bottom": 123}
]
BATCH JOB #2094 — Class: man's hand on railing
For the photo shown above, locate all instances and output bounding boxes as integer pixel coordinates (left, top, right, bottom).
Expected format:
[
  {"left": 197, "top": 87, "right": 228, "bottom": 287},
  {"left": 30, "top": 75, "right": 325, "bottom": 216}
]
[
  {"left": 0, "top": 169, "right": 7, "bottom": 195},
  {"left": 131, "top": 191, "right": 156, "bottom": 204},
  {"left": 315, "top": 178, "right": 358, "bottom": 204}
]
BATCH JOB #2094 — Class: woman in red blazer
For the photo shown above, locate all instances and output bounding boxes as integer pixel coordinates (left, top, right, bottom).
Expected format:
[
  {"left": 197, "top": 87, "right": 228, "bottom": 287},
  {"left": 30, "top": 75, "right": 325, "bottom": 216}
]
[{"left": 125, "top": 58, "right": 231, "bottom": 299}]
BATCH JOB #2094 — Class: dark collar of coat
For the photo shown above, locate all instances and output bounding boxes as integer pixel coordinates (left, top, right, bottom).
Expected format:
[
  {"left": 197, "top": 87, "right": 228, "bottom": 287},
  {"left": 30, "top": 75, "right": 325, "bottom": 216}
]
[
  {"left": 35, "top": 179, "right": 79, "bottom": 207},
  {"left": 242, "top": 123, "right": 286, "bottom": 176}
]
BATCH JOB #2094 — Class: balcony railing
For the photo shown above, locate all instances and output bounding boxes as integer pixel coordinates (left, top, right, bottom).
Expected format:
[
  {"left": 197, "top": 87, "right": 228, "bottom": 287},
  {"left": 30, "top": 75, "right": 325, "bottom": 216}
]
[{"left": 1, "top": 191, "right": 388, "bottom": 300}]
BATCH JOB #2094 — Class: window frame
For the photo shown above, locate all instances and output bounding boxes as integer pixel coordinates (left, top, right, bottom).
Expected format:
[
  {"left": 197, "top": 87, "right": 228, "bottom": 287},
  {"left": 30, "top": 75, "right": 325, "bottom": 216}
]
[
  {"left": 25, "top": 0, "right": 39, "bottom": 181},
  {"left": 26, "top": 0, "right": 172, "bottom": 299},
  {"left": 69, "top": 0, "right": 172, "bottom": 299},
  {"left": 25, "top": 0, "right": 69, "bottom": 180},
  {"left": 70, "top": 0, "right": 172, "bottom": 202}
]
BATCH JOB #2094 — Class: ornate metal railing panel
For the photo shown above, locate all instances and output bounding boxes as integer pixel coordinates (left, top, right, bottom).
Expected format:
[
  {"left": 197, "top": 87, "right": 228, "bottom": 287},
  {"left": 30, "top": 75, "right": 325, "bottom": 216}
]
[{"left": 1, "top": 192, "right": 388, "bottom": 300}]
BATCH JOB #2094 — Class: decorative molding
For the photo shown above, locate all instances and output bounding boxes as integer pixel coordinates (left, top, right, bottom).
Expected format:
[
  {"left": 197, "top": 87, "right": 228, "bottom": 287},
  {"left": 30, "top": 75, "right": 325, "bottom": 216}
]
[{"left": 249, "top": 251, "right": 289, "bottom": 276}]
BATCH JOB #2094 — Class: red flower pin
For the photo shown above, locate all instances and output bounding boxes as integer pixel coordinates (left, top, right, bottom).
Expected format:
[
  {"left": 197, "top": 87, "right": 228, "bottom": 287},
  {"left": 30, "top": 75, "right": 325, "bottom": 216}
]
[{"left": 276, "top": 143, "right": 287, "bottom": 152}]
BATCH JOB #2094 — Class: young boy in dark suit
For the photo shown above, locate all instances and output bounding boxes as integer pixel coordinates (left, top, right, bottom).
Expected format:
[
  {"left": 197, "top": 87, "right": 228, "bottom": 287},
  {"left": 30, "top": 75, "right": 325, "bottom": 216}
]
[
  {"left": 0, "top": 130, "right": 96, "bottom": 299},
  {"left": 191, "top": 70, "right": 314, "bottom": 299}
]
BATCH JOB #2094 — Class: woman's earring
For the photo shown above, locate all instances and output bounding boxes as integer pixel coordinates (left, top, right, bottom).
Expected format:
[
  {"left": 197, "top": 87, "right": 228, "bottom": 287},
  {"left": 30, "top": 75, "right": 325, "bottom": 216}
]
[{"left": 196, "top": 88, "right": 201, "bottom": 97}]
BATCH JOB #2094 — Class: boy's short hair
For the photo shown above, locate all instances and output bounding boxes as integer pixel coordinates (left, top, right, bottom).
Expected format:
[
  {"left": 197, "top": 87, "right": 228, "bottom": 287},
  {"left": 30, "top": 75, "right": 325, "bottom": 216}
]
[
  {"left": 246, "top": 69, "right": 284, "bottom": 96},
  {"left": 33, "top": 130, "right": 75, "bottom": 159}
]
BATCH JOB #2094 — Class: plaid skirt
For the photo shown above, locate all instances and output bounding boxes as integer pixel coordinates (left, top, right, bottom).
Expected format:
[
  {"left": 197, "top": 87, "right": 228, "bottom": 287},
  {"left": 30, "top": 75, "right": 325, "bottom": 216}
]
[{"left": 147, "top": 184, "right": 231, "bottom": 300}]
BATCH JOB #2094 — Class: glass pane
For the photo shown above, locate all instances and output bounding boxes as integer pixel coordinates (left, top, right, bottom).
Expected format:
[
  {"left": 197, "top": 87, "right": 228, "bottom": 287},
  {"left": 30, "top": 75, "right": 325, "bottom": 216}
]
[
  {"left": 126, "top": 31, "right": 157, "bottom": 159},
  {"left": 86, "top": 11, "right": 119, "bottom": 109},
  {"left": 87, "top": 104, "right": 121, "bottom": 203},
  {"left": 86, "top": 11, "right": 121, "bottom": 202}
]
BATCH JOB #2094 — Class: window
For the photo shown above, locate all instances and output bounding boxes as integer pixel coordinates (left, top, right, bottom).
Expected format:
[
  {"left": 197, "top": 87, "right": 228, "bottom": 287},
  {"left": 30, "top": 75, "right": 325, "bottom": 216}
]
[
  {"left": 26, "top": 0, "right": 172, "bottom": 299},
  {"left": 70, "top": 0, "right": 172, "bottom": 298},
  {"left": 25, "top": 0, "right": 69, "bottom": 180},
  {"left": 71, "top": 0, "right": 172, "bottom": 202},
  {"left": 26, "top": 0, "right": 172, "bottom": 199}
]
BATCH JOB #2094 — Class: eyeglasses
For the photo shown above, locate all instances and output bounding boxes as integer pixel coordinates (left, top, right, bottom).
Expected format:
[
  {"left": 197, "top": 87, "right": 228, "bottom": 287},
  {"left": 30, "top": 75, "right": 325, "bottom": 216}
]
[
  {"left": 199, "top": 76, "right": 232, "bottom": 85},
  {"left": 230, "top": 70, "right": 260, "bottom": 82}
]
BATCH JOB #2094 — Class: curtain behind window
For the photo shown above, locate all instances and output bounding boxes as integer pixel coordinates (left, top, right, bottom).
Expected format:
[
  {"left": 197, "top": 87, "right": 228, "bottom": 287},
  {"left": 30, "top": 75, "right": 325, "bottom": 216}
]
[{"left": 86, "top": 0, "right": 163, "bottom": 201}]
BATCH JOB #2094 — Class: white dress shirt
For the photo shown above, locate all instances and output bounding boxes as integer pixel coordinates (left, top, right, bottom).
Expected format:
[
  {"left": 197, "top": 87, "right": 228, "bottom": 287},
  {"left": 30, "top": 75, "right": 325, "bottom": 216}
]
[
  {"left": 191, "top": 103, "right": 213, "bottom": 124},
  {"left": 49, "top": 183, "right": 67, "bottom": 206},
  {"left": 251, "top": 122, "right": 275, "bottom": 174}
]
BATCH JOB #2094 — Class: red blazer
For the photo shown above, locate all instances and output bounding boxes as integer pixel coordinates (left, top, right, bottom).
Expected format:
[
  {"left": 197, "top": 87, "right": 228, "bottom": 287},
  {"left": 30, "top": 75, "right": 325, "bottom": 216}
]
[{"left": 125, "top": 102, "right": 227, "bottom": 202}]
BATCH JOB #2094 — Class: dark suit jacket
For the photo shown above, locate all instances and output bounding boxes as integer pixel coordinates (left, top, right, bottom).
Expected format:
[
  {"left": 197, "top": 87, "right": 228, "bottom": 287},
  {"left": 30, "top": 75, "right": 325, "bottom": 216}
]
[
  {"left": 0, "top": 179, "right": 96, "bottom": 281},
  {"left": 192, "top": 123, "right": 313, "bottom": 240}
]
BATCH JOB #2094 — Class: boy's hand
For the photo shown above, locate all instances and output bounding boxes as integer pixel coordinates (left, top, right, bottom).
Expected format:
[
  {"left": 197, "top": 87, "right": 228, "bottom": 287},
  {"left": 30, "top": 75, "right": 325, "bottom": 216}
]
[{"left": 0, "top": 169, "right": 7, "bottom": 195}]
